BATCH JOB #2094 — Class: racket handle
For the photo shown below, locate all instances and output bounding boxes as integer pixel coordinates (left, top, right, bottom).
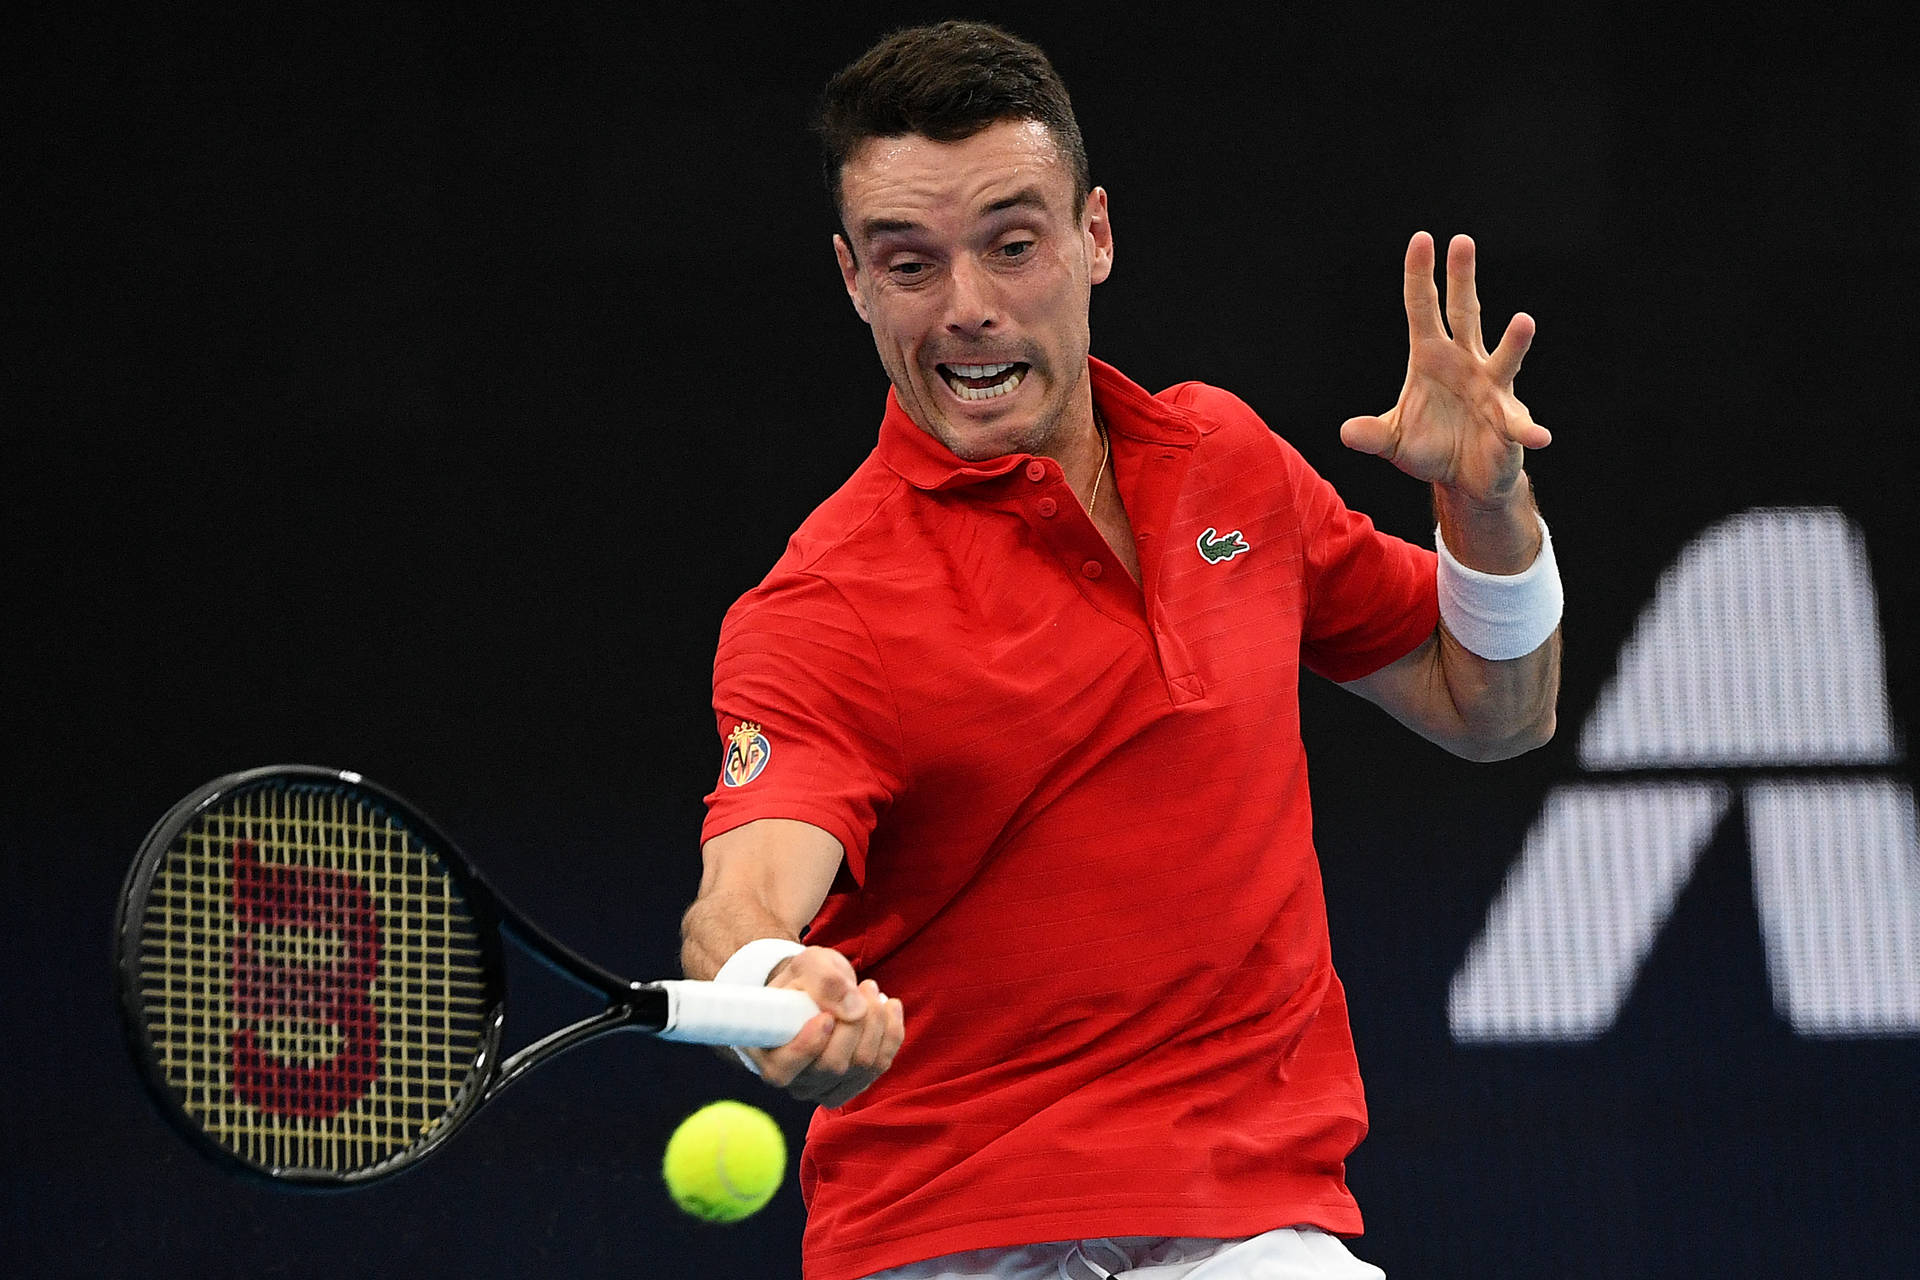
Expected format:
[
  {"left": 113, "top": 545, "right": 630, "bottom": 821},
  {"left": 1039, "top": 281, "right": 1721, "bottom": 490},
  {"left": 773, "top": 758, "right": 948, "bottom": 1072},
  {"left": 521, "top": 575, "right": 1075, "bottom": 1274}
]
[{"left": 652, "top": 980, "right": 820, "bottom": 1047}]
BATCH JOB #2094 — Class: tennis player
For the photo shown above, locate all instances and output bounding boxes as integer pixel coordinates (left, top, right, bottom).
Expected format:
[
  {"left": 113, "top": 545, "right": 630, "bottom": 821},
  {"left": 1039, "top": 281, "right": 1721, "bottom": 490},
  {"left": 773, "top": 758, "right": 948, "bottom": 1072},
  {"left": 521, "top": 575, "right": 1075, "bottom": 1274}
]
[{"left": 679, "top": 22, "right": 1562, "bottom": 1280}]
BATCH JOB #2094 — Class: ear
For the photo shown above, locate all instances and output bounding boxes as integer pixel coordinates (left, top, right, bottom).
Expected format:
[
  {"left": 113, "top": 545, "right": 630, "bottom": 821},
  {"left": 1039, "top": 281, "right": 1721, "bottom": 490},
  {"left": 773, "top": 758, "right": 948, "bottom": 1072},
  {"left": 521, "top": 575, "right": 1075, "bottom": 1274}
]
[
  {"left": 1084, "top": 187, "right": 1114, "bottom": 286},
  {"left": 833, "top": 234, "right": 872, "bottom": 324}
]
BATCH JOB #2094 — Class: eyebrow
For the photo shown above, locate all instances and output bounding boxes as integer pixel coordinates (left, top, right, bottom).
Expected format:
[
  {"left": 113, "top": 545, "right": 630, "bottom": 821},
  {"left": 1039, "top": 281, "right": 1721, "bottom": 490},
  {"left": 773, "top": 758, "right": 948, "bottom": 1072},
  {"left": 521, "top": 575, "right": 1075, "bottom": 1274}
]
[
  {"left": 982, "top": 187, "right": 1049, "bottom": 216},
  {"left": 857, "top": 187, "right": 1053, "bottom": 244}
]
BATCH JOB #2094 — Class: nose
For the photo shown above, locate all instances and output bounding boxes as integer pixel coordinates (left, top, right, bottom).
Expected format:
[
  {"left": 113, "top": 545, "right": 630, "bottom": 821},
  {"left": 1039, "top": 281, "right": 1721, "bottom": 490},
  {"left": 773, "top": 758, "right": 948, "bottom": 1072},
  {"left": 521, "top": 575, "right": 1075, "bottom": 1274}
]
[{"left": 942, "top": 255, "right": 998, "bottom": 335}]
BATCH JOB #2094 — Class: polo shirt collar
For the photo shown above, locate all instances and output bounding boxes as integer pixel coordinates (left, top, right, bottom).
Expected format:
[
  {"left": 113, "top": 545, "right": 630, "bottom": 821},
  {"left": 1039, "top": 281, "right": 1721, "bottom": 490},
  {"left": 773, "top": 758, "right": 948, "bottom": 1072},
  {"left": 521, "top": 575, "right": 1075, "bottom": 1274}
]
[{"left": 877, "top": 356, "right": 1201, "bottom": 493}]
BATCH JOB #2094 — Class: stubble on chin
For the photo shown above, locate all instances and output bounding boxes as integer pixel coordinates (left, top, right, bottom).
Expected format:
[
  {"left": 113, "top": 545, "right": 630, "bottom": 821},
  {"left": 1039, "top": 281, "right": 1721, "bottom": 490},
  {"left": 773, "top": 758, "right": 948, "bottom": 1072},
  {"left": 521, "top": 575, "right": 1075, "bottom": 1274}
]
[
  {"left": 919, "top": 379, "right": 1071, "bottom": 463},
  {"left": 932, "top": 411, "right": 1063, "bottom": 463},
  {"left": 884, "top": 346, "right": 1076, "bottom": 461}
]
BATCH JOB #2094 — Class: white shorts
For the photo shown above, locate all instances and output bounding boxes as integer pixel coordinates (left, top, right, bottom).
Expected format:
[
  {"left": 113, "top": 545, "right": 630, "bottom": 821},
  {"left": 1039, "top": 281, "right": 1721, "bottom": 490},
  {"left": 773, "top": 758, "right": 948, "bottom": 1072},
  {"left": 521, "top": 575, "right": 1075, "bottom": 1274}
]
[{"left": 861, "top": 1227, "right": 1386, "bottom": 1280}]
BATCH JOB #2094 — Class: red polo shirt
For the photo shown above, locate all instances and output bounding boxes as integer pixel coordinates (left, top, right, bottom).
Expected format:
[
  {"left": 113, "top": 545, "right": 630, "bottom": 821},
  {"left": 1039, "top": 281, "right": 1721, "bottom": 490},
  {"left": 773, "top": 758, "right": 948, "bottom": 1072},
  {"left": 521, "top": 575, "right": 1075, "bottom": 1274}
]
[{"left": 703, "top": 358, "right": 1437, "bottom": 1280}]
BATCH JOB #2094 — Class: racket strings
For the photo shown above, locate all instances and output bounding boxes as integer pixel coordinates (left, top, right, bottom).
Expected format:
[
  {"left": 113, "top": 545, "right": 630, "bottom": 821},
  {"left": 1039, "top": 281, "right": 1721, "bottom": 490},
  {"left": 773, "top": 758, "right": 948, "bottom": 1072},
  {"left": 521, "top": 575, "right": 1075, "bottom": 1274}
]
[{"left": 136, "top": 783, "right": 492, "bottom": 1176}]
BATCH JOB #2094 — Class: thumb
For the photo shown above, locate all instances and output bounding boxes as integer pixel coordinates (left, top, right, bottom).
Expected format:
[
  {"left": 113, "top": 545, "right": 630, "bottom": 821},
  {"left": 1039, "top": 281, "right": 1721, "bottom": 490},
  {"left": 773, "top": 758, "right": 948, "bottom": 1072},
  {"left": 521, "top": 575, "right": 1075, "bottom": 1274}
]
[
  {"left": 1340, "top": 415, "right": 1397, "bottom": 457},
  {"left": 808, "top": 965, "right": 868, "bottom": 1020}
]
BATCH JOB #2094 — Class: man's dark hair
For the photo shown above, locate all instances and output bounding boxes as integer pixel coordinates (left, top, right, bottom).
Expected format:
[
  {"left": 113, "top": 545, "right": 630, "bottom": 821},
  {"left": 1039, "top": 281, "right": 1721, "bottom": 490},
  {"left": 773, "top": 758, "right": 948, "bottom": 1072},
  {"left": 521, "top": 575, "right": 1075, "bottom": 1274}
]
[{"left": 816, "top": 21, "right": 1092, "bottom": 233}]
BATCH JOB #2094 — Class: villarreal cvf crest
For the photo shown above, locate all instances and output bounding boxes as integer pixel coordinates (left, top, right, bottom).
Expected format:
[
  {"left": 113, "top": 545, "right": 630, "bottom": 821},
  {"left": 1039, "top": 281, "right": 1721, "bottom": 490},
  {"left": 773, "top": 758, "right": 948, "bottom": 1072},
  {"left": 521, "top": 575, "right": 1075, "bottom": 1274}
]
[{"left": 722, "top": 722, "right": 771, "bottom": 787}]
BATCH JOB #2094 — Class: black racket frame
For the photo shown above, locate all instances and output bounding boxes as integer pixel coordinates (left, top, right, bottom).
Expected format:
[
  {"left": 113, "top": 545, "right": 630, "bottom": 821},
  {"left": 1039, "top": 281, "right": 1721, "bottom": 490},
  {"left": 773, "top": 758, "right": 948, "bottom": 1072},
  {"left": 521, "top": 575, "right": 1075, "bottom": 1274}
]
[{"left": 113, "top": 763, "right": 678, "bottom": 1187}]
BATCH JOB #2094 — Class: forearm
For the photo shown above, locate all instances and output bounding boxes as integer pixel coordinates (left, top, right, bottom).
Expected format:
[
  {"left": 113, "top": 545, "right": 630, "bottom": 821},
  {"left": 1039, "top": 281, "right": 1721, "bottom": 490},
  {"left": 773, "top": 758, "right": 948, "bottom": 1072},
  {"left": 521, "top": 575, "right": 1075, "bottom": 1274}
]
[
  {"left": 679, "top": 889, "right": 800, "bottom": 982},
  {"left": 1429, "top": 473, "right": 1560, "bottom": 759},
  {"left": 679, "top": 818, "right": 844, "bottom": 981},
  {"left": 1430, "top": 623, "right": 1561, "bottom": 761}
]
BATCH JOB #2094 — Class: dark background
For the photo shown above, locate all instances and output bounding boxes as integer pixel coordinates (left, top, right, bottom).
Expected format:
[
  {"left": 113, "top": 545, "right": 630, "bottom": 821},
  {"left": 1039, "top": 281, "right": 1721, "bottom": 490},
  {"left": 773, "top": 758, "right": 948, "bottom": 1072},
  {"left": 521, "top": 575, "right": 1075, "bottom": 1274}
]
[{"left": 6, "top": 3, "right": 1917, "bottom": 1276}]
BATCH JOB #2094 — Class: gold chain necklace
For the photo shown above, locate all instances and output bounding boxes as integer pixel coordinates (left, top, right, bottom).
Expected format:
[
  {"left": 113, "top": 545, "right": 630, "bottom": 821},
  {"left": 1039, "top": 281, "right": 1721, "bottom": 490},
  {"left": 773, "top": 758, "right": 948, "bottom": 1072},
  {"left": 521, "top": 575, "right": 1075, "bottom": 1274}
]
[{"left": 1086, "top": 412, "right": 1110, "bottom": 518}]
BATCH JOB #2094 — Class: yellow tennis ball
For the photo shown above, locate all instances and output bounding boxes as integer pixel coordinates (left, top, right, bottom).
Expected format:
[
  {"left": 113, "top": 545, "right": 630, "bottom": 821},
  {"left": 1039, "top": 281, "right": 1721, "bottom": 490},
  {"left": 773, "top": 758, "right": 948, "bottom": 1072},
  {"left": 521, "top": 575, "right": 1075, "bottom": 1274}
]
[{"left": 662, "top": 1100, "right": 787, "bottom": 1222}]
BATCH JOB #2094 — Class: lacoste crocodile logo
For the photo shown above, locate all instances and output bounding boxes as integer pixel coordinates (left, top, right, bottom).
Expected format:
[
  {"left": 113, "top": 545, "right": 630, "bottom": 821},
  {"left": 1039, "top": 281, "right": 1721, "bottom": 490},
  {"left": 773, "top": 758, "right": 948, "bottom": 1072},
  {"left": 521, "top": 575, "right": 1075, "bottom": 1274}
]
[{"left": 1196, "top": 527, "right": 1251, "bottom": 564}]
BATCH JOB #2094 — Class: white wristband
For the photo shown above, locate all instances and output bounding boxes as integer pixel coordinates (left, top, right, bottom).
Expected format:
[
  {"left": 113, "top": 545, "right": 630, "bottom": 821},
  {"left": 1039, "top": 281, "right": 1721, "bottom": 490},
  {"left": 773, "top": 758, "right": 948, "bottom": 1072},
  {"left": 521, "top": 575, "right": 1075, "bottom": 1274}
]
[
  {"left": 713, "top": 939, "right": 807, "bottom": 1075},
  {"left": 1435, "top": 513, "right": 1563, "bottom": 660}
]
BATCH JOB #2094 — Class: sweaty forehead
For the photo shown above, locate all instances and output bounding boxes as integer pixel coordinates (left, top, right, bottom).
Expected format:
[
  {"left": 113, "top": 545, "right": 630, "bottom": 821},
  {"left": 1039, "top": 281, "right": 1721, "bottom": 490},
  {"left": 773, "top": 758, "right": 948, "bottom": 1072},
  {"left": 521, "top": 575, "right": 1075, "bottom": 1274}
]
[{"left": 841, "top": 119, "right": 1073, "bottom": 239}]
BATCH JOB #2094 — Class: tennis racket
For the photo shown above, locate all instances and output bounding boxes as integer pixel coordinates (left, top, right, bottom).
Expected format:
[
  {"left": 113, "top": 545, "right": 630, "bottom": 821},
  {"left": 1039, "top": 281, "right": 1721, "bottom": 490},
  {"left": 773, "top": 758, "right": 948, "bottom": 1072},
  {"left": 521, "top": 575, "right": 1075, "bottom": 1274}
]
[{"left": 114, "top": 764, "right": 816, "bottom": 1187}]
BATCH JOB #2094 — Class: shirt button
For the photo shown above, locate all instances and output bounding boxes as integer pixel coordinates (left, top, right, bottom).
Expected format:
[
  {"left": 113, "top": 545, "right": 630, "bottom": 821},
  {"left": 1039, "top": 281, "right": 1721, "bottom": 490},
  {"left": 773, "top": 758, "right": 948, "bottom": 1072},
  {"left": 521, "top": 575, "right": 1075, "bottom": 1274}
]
[
  {"left": 1037, "top": 497, "right": 1058, "bottom": 518},
  {"left": 1024, "top": 460, "right": 1048, "bottom": 482},
  {"left": 1081, "top": 560, "right": 1103, "bottom": 579}
]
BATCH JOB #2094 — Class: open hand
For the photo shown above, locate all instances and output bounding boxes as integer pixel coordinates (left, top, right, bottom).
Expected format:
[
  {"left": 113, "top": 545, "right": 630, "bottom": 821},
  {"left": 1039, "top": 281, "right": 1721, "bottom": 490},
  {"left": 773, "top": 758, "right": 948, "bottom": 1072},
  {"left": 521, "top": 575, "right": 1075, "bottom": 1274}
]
[{"left": 1340, "top": 232, "right": 1549, "bottom": 508}]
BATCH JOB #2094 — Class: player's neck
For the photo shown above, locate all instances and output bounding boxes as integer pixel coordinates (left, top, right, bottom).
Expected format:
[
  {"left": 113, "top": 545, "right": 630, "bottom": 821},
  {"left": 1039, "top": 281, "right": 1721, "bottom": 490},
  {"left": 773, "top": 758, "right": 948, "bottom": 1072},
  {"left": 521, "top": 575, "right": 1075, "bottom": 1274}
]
[{"left": 1048, "top": 397, "right": 1106, "bottom": 517}]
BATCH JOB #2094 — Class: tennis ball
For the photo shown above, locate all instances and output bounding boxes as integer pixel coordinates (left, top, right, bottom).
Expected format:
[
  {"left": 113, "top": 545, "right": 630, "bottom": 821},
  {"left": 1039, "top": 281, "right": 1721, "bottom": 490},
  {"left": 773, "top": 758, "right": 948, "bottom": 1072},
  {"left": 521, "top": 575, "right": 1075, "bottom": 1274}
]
[{"left": 662, "top": 1100, "right": 787, "bottom": 1222}]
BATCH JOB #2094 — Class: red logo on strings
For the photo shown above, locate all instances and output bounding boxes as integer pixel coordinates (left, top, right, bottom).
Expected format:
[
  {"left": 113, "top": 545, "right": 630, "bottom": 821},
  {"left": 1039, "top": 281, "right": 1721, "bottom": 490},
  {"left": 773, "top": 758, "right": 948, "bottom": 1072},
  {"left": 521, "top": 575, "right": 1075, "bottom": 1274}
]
[{"left": 230, "top": 838, "right": 382, "bottom": 1117}]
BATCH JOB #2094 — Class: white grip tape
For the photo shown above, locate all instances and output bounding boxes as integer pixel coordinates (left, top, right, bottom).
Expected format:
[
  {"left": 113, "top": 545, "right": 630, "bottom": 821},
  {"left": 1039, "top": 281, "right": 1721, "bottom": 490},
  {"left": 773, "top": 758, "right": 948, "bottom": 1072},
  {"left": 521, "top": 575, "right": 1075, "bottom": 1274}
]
[
  {"left": 1435, "top": 513, "right": 1563, "bottom": 661},
  {"left": 654, "top": 980, "right": 820, "bottom": 1047},
  {"left": 711, "top": 937, "right": 808, "bottom": 1074}
]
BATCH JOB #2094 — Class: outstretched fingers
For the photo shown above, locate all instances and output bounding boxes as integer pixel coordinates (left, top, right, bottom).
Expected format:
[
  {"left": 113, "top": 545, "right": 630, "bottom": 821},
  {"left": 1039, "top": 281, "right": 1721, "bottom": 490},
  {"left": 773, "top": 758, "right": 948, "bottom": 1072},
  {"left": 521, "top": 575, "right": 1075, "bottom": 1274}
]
[
  {"left": 1368, "top": 232, "right": 1550, "bottom": 468},
  {"left": 1402, "top": 231, "right": 1447, "bottom": 343},
  {"left": 1486, "top": 311, "right": 1537, "bottom": 386},
  {"left": 1446, "top": 234, "right": 1486, "bottom": 355},
  {"left": 1340, "top": 413, "right": 1399, "bottom": 458}
]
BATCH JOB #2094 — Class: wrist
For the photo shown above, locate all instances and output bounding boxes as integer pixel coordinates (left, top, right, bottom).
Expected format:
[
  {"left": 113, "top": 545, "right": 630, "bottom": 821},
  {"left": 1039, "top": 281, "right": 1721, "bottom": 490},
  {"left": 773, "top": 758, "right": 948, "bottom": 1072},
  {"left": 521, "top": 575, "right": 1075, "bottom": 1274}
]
[
  {"left": 714, "top": 937, "right": 807, "bottom": 988},
  {"left": 712, "top": 939, "right": 807, "bottom": 1076},
  {"left": 1433, "top": 475, "right": 1539, "bottom": 574},
  {"left": 1435, "top": 511, "right": 1562, "bottom": 661}
]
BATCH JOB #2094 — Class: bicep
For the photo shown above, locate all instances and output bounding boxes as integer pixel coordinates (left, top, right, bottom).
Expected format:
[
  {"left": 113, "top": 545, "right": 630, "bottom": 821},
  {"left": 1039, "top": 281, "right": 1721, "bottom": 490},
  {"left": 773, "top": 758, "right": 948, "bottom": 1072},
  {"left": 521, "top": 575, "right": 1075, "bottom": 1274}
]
[{"left": 698, "top": 818, "right": 847, "bottom": 937}]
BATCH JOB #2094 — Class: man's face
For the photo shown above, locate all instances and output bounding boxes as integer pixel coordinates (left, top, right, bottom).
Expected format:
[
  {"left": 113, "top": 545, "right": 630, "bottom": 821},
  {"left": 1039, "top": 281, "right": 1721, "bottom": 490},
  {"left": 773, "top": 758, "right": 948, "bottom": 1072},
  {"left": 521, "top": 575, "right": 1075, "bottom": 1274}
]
[{"left": 834, "top": 119, "right": 1113, "bottom": 462}]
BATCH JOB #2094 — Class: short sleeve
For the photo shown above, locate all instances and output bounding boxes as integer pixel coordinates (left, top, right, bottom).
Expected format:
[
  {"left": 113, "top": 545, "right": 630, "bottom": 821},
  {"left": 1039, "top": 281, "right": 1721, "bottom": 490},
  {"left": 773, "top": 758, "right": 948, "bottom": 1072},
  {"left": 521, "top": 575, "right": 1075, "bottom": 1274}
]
[
  {"left": 1289, "top": 450, "right": 1439, "bottom": 683},
  {"left": 701, "top": 571, "right": 905, "bottom": 884}
]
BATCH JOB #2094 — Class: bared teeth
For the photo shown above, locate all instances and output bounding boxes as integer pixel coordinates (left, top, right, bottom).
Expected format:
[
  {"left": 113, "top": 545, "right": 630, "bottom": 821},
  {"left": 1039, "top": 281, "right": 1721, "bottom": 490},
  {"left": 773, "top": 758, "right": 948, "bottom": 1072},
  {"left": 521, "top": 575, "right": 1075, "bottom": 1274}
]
[{"left": 941, "top": 362, "right": 1027, "bottom": 401}]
